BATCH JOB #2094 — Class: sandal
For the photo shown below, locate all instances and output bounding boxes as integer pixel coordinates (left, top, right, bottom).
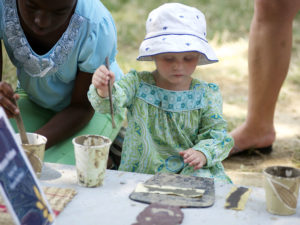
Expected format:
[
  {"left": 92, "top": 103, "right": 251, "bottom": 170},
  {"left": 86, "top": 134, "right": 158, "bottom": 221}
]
[{"left": 229, "top": 145, "right": 273, "bottom": 156}]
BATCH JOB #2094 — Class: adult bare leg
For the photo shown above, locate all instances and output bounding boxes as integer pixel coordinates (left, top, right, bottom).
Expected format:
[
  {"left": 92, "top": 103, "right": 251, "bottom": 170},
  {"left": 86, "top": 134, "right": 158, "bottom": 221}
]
[{"left": 230, "top": 0, "right": 300, "bottom": 155}]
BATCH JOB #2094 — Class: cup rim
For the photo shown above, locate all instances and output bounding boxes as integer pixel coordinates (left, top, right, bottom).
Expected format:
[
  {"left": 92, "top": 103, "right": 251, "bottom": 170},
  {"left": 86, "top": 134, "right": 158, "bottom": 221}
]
[
  {"left": 263, "top": 166, "right": 300, "bottom": 179},
  {"left": 16, "top": 132, "right": 47, "bottom": 146},
  {"left": 72, "top": 135, "right": 112, "bottom": 148}
]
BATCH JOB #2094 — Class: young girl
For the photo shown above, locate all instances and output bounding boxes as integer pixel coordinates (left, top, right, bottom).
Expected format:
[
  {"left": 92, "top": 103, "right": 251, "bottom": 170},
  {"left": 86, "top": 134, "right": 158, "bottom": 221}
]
[
  {"left": 0, "top": 0, "right": 125, "bottom": 166},
  {"left": 88, "top": 3, "right": 234, "bottom": 183}
]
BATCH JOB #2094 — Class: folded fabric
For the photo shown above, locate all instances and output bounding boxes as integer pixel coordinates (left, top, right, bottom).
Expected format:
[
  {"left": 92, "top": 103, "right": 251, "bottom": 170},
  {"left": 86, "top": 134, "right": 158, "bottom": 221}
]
[{"left": 0, "top": 186, "right": 77, "bottom": 225}]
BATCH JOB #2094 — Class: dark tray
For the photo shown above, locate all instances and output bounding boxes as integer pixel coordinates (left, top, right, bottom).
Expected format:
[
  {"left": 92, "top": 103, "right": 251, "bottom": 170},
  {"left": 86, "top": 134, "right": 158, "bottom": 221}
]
[{"left": 129, "top": 173, "right": 215, "bottom": 208}]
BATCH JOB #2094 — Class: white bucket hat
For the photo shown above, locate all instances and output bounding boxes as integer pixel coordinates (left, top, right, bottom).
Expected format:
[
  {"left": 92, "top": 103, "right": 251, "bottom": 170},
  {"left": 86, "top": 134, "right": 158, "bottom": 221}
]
[{"left": 137, "top": 3, "right": 218, "bottom": 65}]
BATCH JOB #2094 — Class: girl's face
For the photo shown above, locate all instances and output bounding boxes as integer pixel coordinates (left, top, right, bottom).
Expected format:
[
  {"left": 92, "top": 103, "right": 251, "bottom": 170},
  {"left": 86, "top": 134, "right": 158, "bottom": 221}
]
[
  {"left": 153, "top": 52, "right": 200, "bottom": 90},
  {"left": 17, "top": 0, "right": 77, "bottom": 37}
]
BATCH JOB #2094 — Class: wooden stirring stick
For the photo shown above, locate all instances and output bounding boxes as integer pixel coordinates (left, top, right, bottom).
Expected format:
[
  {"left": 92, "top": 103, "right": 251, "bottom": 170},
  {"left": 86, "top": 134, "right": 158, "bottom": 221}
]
[
  {"left": 13, "top": 99, "right": 29, "bottom": 144},
  {"left": 105, "top": 57, "right": 116, "bottom": 128}
]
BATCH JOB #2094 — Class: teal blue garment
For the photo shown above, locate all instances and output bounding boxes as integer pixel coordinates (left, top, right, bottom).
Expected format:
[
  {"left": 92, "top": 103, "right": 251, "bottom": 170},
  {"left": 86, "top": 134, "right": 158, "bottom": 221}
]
[
  {"left": 0, "top": 0, "right": 125, "bottom": 164},
  {"left": 88, "top": 70, "right": 234, "bottom": 183},
  {"left": 9, "top": 90, "right": 125, "bottom": 165},
  {"left": 0, "top": 0, "right": 123, "bottom": 112}
]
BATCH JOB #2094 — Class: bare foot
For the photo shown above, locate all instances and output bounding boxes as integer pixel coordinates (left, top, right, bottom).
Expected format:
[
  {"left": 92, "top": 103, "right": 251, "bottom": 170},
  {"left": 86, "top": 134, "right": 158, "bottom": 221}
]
[{"left": 229, "top": 122, "right": 276, "bottom": 155}]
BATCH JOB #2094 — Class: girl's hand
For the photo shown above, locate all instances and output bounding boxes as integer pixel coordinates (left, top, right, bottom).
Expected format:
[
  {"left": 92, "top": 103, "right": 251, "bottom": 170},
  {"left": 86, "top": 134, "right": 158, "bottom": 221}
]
[
  {"left": 179, "top": 148, "right": 207, "bottom": 170},
  {"left": 92, "top": 65, "right": 115, "bottom": 98},
  {"left": 0, "top": 81, "right": 19, "bottom": 118}
]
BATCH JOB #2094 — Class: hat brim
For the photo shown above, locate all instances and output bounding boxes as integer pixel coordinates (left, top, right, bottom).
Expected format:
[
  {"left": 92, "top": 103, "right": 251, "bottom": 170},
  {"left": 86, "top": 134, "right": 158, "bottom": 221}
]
[{"left": 137, "top": 34, "right": 218, "bottom": 65}]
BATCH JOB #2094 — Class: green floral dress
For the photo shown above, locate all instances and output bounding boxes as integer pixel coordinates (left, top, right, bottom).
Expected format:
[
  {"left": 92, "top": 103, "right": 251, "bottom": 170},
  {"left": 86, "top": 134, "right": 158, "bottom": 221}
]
[{"left": 88, "top": 70, "right": 234, "bottom": 183}]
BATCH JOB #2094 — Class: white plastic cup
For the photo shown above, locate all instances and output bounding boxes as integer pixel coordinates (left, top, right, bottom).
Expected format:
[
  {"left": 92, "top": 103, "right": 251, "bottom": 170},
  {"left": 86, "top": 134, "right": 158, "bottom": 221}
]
[
  {"left": 16, "top": 132, "right": 47, "bottom": 178},
  {"left": 263, "top": 166, "right": 300, "bottom": 215},
  {"left": 73, "top": 135, "right": 112, "bottom": 188}
]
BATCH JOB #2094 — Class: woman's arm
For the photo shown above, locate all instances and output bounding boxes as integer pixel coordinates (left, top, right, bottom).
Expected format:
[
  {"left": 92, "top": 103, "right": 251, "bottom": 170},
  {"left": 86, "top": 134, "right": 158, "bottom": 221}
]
[{"left": 35, "top": 70, "right": 94, "bottom": 149}]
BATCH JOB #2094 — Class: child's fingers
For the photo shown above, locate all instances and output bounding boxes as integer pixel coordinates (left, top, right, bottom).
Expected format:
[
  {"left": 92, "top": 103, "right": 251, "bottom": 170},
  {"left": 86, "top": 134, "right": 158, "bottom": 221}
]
[
  {"left": 188, "top": 157, "right": 199, "bottom": 165},
  {"left": 179, "top": 151, "right": 186, "bottom": 157},
  {"left": 180, "top": 149, "right": 206, "bottom": 170},
  {"left": 92, "top": 65, "right": 116, "bottom": 98},
  {"left": 92, "top": 74, "right": 101, "bottom": 84},
  {"left": 93, "top": 68, "right": 110, "bottom": 87},
  {"left": 194, "top": 156, "right": 206, "bottom": 170},
  {"left": 183, "top": 153, "right": 195, "bottom": 164},
  {"left": 92, "top": 75, "right": 106, "bottom": 88},
  {"left": 187, "top": 157, "right": 204, "bottom": 170},
  {"left": 98, "top": 67, "right": 110, "bottom": 82},
  {"left": 180, "top": 149, "right": 196, "bottom": 164},
  {"left": 98, "top": 65, "right": 109, "bottom": 73},
  {"left": 179, "top": 149, "right": 193, "bottom": 157},
  {"left": 193, "top": 163, "right": 204, "bottom": 170},
  {"left": 98, "top": 66, "right": 115, "bottom": 85}
]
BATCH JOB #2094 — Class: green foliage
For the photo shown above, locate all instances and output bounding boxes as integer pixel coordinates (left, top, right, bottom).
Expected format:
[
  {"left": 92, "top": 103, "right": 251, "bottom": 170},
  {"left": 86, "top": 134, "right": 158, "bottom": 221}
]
[
  {"left": 2, "top": 0, "right": 300, "bottom": 91},
  {"left": 102, "top": 0, "right": 254, "bottom": 49}
]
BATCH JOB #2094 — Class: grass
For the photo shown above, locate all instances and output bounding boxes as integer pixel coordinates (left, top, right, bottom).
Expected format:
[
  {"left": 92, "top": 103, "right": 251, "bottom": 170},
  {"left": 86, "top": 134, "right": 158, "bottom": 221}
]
[
  {"left": 103, "top": 0, "right": 255, "bottom": 73},
  {"left": 102, "top": 0, "right": 300, "bottom": 91},
  {"left": 2, "top": 0, "right": 300, "bottom": 132}
]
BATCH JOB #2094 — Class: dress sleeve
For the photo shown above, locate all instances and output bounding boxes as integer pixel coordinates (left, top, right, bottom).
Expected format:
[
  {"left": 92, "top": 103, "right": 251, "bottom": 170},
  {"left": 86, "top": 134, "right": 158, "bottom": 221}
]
[
  {"left": 77, "top": 15, "right": 123, "bottom": 80},
  {"left": 87, "top": 70, "right": 140, "bottom": 114},
  {"left": 192, "top": 83, "right": 234, "bottom": 167}
]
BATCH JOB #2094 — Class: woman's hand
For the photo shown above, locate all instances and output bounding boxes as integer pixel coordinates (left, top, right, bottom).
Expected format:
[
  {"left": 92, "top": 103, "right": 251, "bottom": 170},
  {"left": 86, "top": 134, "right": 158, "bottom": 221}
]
[
  {"left": 92, "top": 65, "right": 115, "bottom": 98},
  {"left": 179, "top": 148, "right": 207, "bottom": 170},
  {"left": 0, "top": 81, "right": 19, "bottom": 118}
]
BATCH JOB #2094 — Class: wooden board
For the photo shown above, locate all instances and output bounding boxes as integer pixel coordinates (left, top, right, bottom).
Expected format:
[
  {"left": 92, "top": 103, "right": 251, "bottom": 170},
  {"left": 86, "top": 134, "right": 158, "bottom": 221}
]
[{"left": 129, "top": 173, "right": 215, "bottom": 208}]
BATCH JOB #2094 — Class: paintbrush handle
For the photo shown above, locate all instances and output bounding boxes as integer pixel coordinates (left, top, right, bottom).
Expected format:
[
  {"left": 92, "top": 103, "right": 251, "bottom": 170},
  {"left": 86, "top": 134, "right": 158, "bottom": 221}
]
[
  {"left": 13, "top": 99, "right": 29, "bottom": 144},
  {"left": 108, "top": 80, "right": 116, "bottom": 128},
  {"left": 105, "top": 57, "right": 116, "bottom": 128}
]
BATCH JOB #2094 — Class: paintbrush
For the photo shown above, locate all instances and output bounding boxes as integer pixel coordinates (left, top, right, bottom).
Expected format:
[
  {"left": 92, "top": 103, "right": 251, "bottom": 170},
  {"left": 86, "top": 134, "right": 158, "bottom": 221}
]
[
  {"left": 105, "top": 57, "right": 116, "bottom": 128},
  {"left": 13, "top": 99, "right": 29, "bottom": 144}
]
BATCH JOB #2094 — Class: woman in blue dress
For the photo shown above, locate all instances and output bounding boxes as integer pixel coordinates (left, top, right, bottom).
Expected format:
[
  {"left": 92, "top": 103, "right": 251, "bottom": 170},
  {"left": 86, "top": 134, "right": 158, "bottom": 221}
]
[{"left": 0, "top": 0, "right": 125, "bottom": 165}]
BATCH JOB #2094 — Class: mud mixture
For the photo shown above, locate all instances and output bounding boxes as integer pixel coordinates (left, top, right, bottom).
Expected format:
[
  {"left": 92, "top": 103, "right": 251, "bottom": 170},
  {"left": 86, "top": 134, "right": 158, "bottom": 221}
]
[{"left": 82, "top": 136, "right": 109, "bottom": 146}]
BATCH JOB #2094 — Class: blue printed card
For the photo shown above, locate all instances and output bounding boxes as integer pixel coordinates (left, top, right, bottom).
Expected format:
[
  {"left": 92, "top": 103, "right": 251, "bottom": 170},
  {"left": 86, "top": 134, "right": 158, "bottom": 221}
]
[{"left": 0, "top": 107, "right": 54, "bottom": 225}]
